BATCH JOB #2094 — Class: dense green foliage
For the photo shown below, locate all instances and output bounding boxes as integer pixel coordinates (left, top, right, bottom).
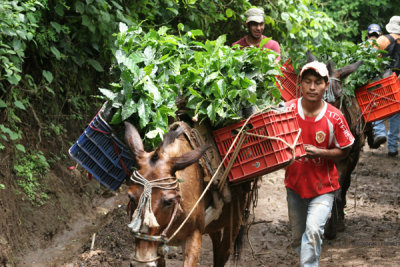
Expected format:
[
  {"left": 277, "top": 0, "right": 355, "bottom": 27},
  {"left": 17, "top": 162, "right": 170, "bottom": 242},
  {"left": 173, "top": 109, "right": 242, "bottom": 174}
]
[
  {"left": 100, "top": 24, "right": 280, "bottom": 146},
  {"left": 308, "top": 40, "right": 390, "bottom": 96},
  {"left": 317, "top": 0, "right": 400, "bottom": 42}
]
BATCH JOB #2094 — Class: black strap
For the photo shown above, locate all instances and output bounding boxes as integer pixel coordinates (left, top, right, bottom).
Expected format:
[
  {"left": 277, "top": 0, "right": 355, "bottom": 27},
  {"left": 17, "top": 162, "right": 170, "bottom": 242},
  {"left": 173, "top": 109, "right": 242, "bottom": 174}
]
[{"left": 385, "top": 34, "right": 400, "bottom": 50}]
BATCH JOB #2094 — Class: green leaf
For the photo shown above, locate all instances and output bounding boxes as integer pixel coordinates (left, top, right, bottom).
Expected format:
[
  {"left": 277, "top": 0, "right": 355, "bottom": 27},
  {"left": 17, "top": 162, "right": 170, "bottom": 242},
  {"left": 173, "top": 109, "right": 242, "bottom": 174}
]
[
  {"left": 50, "top": 46, "right": 61, "bottom": 60},
  {"left": 110, "top": 109, "right": 122, "bottom": 124},
  {"left": 50, "top": 21, "right": 62, "bottom": 33},
  {"left": 99, "top": 88, "right": 117, "bottom": 101},
  {"left": 0, "top": 99, "right": 7, "bottom": 108},
  {"left": 7, "top": 74, "right": 21, "bottom": 85},
  {"left": 188, "top": 87, "right": 202, "bottom": 98},
  {"left": 121, "top": 98, "right": 137, "bottom": 120},
  {"left": 9, "top": 131, "right": 19, "bottom": 141},
  {"left": 0, "top": 184, "right": 5, "bottom": 190},
  {"left": 281, "top": 12, "right": 290, "bottom": 21},
  {"left": 260, "top": 37, "right": 271, "bottom": 48},
  {"left": 82, "top": 15, "right": 95, "bottom": 33},
  {"left": 1, "top": 134, "right": 7, "bottom": 141},
  {"left": 143, "top": 64, "right": 154, "bottom": 75},
  {"left": 42, "top": 70, "right": 53, "bottom": 83},
  {"left": 169, "top": 57, "right": 181, "bottom": 75},
  {"left": 87, "top": 59, "right": 104, "bottom": 72},
  {"left": 138, "top": 99, "right": 150, "bottom": 129},
  {"left": 144, "top": 77, "right": 161, "bottom": 102},
  {"left": 207, "top": 103, "right": 216, "bottom": 121},
  {"left": 226, "top": 8, "right": 234, "bottom": 18},
  {"left": 204, "top": 72, "right": 219, "bottom": 85},
  {"left": 16, "top": 144, "right": 26, "bottom": 153},
  {"left": 54, "top": 4, "right": 64, "bottom": 16},
  {"left": 75, "top": 1, "right": 85, "bottom": 13},
  {"left": 14, "top": 101, "right": 25, "bottom": 110},
  {"left": 145, "top": 127, "right": 164, "bottom": 139}
]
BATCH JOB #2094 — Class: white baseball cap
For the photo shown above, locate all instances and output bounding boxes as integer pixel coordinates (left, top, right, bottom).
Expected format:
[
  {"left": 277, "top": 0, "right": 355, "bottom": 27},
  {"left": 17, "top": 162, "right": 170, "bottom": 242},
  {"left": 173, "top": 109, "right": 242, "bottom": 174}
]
[
  {"left": 245, "top": 8, "right": 264, "bottom": 24},
  {"left": 300, "top": 61, "right": 329, "bottom": 78}
]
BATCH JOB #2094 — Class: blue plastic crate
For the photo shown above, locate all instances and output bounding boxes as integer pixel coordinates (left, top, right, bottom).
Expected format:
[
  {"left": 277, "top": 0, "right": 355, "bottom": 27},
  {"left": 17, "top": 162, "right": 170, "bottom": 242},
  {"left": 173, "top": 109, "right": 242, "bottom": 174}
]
[{"left": 69, "top": 109, "right": 135, "bottom": 190}]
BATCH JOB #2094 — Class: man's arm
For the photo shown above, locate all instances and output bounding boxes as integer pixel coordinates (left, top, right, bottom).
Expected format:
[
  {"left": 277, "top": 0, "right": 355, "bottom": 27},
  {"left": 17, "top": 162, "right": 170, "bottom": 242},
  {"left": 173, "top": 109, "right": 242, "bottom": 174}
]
[{"left": 304, "top": 145, "right": 350, "bottom": 161}]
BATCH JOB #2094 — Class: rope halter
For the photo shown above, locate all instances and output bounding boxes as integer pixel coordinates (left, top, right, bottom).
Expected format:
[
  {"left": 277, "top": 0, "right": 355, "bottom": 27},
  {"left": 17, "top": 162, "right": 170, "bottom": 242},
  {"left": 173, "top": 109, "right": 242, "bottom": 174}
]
[
  {"left": 128, "top": 170, "right": 179, "bottom": 236},
  {"left": 324, "top": 77, "right": 341, "bottom": 103}
]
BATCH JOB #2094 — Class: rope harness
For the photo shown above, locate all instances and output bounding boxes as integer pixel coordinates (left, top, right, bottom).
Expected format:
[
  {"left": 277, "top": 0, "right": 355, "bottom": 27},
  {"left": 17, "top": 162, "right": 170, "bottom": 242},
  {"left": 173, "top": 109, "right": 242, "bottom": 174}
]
[
  {"left": 324, "top": 77, "right": 341, "bottom": 103},
  {"left": 128, "top": 171, "right": 179, "bottom": 237},
  {"left": 128, "top": 170, "right": 180, "bottom": 263}
]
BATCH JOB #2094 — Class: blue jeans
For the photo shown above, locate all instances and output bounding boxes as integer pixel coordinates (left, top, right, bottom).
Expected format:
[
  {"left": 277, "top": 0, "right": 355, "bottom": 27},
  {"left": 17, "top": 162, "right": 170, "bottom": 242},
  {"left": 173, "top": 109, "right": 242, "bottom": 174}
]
[
  {"left": 372, "top": 113, "right": 400, "bottom": 153},
  {"left": 286, "top": 188, "right": 334, "bottom": 267}
]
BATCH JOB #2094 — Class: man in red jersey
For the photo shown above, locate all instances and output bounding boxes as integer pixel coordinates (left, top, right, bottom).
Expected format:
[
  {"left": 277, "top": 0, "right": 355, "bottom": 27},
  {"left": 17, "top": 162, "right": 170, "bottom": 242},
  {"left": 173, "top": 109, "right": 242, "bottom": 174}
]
[
  {"left": 232, "top": 7, "right": 281, "bottom": 62},
  {"left": 284, "top": 61, "right": 354, "bottom": 266}
]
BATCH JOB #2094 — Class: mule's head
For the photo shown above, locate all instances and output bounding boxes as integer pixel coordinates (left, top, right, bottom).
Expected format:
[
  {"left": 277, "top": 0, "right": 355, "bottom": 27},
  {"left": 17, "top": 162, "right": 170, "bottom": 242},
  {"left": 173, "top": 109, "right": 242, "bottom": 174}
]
[
  {"left": 305, "top": 51, "right": 363, "bottom": 104},
  {"left": 124, "top": 122, "right": 210, "bottom": 267}
]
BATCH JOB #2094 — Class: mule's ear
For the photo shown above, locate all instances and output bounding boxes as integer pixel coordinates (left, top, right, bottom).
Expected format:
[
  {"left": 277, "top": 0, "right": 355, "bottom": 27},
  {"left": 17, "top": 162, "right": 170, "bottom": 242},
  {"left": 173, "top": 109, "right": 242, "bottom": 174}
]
[
  {"left": 171, "top": 145, "right": 211, "bottom": 174},
  {"left": 327, "top": 61, "right": 335, "bottom": 76},
  {"left": 338, "top": 60, "right": 364, "bottom": 81},
  {"left": 306, "top": 51, "right": 318, "bottom": 63},
  {"left": 161, "top": 126, "right": 184, "bottom": 152},
  {"left": 124, "top": 121, "right": 144, "bottom": 158}
]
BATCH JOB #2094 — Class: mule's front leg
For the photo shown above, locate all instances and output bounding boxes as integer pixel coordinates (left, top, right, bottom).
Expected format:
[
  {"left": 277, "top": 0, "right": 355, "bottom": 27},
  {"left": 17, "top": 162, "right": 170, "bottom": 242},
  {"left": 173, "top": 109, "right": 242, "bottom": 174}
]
[{"left": 183, "top": 229, "right": 202, "bottom": 267}]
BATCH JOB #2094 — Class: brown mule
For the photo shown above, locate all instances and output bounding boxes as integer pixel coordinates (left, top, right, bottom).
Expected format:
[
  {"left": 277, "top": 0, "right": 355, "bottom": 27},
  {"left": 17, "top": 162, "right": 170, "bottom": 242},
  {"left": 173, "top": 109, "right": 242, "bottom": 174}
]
[{"left": 125, "top": 121, "right": 250, "bottom": 267}]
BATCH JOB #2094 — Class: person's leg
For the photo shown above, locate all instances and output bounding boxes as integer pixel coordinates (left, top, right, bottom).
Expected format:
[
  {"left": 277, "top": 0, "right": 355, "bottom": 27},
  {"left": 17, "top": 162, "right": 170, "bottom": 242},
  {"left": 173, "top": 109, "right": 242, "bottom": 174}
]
[
  {"left": 286, "top": 188, "right": 308, "bottom": 255},
  {"left": 387, "top": 113, "right": 400, "bottom": 156},
  {"left": 300, "top": 192, "right": 334, "bottom": 267},
  {"left": 370, "top": 120, "right": 387, "bottom": 148}
]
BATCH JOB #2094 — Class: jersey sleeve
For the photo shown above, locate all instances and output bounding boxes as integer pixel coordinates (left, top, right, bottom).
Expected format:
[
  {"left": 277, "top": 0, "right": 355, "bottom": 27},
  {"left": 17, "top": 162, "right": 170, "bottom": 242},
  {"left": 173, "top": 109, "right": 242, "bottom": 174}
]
[{"left": 332, "top": 111, "right": 354, "bottom": 149}]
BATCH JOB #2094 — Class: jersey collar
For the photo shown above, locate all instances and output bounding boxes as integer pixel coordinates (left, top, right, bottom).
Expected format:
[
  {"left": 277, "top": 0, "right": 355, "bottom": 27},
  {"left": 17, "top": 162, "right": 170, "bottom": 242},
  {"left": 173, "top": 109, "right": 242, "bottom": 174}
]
[{"left": 297, "top": 97, "right": 327, "bottom": 122}]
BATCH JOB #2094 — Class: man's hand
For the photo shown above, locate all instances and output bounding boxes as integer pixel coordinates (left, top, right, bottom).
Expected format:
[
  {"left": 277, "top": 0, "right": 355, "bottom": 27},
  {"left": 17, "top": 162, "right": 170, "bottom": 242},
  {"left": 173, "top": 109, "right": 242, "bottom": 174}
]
[
  {"left": 305, "top": 145, "right": 321, "bottom": 158},
  {"left": 304, "top": 144, "right": 350, "bottom": 160}
]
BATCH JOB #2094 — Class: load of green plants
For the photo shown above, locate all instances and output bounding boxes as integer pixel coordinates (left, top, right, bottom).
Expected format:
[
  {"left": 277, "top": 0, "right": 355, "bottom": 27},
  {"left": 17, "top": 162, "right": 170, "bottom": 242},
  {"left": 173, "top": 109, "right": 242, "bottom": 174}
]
[
  {"left": 99, "top": 23, "right": 282, "bottom": 147},
  {"left": 291, "top": 40, "right": 390, "bottom": 97}
]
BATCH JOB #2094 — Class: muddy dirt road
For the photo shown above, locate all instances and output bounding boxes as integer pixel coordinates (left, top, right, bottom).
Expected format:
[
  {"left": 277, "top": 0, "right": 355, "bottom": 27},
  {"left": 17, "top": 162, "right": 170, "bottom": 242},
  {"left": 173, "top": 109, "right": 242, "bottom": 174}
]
[{"left": 17, "top": 145, "right": 400, "bottom": 266}]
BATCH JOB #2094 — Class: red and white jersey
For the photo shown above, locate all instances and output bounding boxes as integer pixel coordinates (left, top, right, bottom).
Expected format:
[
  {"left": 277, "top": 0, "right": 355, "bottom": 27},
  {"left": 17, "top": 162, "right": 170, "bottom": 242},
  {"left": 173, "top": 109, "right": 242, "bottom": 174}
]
[{"left": 284, "top": 98, "right": 355, "bottom": 198}]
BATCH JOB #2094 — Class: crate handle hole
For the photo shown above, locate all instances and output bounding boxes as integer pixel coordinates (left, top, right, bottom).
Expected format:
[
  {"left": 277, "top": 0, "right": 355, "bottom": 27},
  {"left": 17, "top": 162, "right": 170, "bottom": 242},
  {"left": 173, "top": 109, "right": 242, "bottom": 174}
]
[
  {"left": 367, "top": 84, "right": 383, "bottom": 92},
  {"left": 232, "top": 124, "right": 253, "bottom": 136}
]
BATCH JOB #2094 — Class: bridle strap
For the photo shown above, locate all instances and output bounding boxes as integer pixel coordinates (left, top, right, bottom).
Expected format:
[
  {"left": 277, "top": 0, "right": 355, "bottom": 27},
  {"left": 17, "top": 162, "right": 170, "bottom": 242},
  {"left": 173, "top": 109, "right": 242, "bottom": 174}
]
[
  {"left": 330, "top": 77, "right": 341, "bottom": 82},
  {"left": 131, "top": 255, "right": 160, "bottom": 263},
  {"left": 128, "top": 170, "right": 180, "bottom": 245},
  {"left": 161, "top": 199, "right": 181, "bottom": 237},
  {"left": 128, "top": 171, "right": 178, "bottom": 232},
  {"left": 132, "top": 232, "right": 169, "bottom": 243}
]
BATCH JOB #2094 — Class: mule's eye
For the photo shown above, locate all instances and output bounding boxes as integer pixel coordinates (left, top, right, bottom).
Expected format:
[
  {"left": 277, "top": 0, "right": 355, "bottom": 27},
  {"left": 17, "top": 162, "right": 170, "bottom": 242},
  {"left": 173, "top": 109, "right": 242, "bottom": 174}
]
[{"left": 162, "top": 197, "right": 174, "bottom": 207}]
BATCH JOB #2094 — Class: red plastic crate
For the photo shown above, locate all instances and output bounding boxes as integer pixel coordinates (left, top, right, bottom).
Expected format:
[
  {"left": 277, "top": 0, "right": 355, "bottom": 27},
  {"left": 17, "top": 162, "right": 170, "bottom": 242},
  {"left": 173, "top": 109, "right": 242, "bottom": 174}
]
[
  {"left": 276, "top": 59, "right": 301, "bottom": 101},
  {"left": 213, "top": 109, "right": 306, "bottom": 184},
  {"left": 355, "top": 73, "right": 400, "bottom": 122}
]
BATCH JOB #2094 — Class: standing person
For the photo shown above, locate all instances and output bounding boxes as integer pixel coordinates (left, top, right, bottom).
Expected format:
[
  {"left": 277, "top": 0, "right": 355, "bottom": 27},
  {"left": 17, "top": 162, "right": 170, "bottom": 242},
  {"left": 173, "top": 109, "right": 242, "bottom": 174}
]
[
  {"left": 367, "top": 23, "right": 382, "bottom": 41},
  {"left": 232, "top": 7, "right": 281, "bottom": 62},
  {"left": 284, "top": 61, "right": 354, "bottom": 266},
  {"left": 368, "top": 16, "right": 400, "bottom": 156}
]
